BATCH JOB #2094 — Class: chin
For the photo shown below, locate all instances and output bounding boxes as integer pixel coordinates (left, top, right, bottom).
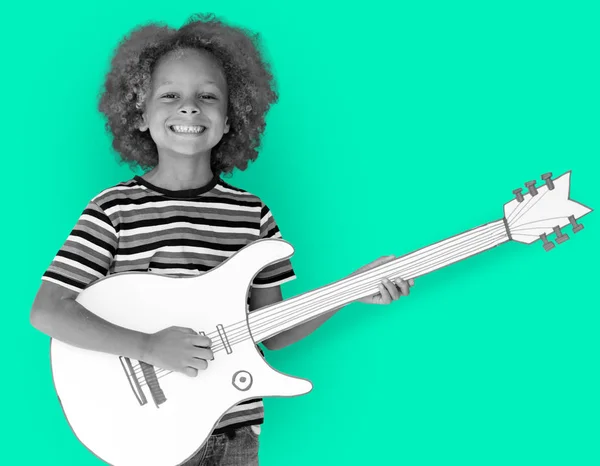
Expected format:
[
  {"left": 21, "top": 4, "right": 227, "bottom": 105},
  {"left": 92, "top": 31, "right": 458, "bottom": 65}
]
[{"left": 175, "top": 145, "right": 215, "bottom": 157}]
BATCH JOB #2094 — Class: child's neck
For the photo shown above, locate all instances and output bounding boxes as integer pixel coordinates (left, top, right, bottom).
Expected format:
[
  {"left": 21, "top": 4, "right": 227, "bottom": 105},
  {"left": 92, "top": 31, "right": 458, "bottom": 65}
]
[{"left": 142, "top": 157, "right": 215, "bottom": 191}]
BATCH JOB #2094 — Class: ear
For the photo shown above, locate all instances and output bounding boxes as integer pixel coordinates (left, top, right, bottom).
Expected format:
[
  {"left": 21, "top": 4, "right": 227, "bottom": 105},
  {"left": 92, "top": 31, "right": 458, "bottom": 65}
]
[
  {"left": 224, "top": 116, "right": 230, "bottom": 134},
  {"left": 139, "top": 113, "right": 149, "bottom": 132}
]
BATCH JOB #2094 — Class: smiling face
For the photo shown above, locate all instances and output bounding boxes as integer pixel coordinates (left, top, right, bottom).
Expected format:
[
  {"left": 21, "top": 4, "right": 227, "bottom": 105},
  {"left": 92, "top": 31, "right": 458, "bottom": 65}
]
[{"left": 139, "top": 48, "right": 230, "bottom": 160}]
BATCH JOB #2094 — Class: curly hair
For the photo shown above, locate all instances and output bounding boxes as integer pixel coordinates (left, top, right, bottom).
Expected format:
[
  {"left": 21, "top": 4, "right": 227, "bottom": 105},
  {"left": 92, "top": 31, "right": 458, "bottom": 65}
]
[{"left": 98, "top": 13, "right": 278, "bottom": 176}]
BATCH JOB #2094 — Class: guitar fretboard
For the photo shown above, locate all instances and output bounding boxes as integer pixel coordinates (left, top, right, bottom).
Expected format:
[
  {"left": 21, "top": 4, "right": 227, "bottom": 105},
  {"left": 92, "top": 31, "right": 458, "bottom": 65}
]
[{"left": 249, "top": 219, "right": 510, "bottom": 344}]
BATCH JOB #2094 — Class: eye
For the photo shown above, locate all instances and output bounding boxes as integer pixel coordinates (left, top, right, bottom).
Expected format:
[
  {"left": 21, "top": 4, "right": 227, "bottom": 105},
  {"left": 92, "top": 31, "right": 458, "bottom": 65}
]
[{"left": 160, "top": 93, "right": 216, "bottom": 100}]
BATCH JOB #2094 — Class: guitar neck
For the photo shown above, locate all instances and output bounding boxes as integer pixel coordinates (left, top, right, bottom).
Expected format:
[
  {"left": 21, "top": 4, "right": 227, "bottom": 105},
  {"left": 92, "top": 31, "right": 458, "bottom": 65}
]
[{"left": 250, "top": 219, "right": 510, "bottom": 344}]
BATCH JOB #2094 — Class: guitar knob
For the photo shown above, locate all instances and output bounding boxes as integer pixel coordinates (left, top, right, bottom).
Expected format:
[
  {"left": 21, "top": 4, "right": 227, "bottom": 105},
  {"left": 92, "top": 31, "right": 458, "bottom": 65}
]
[
  {"left": 553, "top": 226, "right": 569, "bottom": 244},
  {"left": 525, "top": 180, "right": 538, "bottom": 196},
  {"left": 541, "top": 172, "right": 555, "bottom": 190},
  {"left": 540, "top": 233, "right": 555, "bottom": 251},
  {"left": 232, "top": 370, "right": 253, "bottom": 391},
  {"left": 512, "top": 188, "right": 524, "bottom": 202},
  {"left": 568, "top": 215, "right": 584, "bottom": 233}
]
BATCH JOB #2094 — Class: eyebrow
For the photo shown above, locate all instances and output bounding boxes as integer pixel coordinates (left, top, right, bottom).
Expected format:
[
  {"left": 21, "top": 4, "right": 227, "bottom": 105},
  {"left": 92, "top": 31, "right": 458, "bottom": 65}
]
[{"left": 157, "top": 80, "right": 218, "bottom": 88}]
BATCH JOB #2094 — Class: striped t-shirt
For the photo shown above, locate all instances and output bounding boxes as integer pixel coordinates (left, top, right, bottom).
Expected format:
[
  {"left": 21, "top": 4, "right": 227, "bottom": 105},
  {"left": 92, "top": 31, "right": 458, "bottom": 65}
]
[{"left": 41, "top": 174, "right": 296, "bottom": 434}]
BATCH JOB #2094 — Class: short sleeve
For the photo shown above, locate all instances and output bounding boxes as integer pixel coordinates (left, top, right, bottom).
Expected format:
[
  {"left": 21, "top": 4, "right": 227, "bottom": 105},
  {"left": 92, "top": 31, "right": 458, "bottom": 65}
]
[
  {"left": 251, "top": 202, "right": 296, "bottom": 288},
  {"left": 41, "top": 200, "right": 118, "bottom": 294}
]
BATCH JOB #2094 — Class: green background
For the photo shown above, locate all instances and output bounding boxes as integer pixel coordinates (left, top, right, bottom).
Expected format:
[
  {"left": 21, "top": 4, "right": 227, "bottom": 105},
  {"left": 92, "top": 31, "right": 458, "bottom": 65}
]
[{"left": 4, "top": 1, "right": 599, "bottom": 464}]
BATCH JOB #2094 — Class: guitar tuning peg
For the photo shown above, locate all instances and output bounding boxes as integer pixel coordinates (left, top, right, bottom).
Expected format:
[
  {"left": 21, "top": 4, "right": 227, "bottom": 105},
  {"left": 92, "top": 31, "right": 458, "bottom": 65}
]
[
  {"left": 525, "top": 180, "right": 538, "bottom": 196},
  {"left": 540, "top": 233, "right": 555, "bottom": 251},
  {"left": 512, "top": 188, "right": 524, "bottom": 202},
  {"left": 568, "top": 215, "right": 584, "bottom": 233},
  {"left": 553, "top": 226, "right": 570, "bottom": 244},
  {"left": 541, "top": 172, "right": 555, "bottom": 190}
]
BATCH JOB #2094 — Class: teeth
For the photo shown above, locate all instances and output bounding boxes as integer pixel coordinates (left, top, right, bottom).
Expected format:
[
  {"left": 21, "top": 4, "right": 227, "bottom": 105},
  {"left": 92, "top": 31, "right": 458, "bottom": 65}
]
[{"left": 171, "top": 125, "right": 205, "bottom": 133}]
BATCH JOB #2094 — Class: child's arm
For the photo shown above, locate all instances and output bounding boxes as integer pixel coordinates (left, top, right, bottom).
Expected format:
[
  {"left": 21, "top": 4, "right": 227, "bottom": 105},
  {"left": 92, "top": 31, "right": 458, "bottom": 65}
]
[
  {"left": 249, "top": 285, "right": 341, "bottom": 351},
  {"left": 30, "top": 281, "right": 212, "bottom": 377}
]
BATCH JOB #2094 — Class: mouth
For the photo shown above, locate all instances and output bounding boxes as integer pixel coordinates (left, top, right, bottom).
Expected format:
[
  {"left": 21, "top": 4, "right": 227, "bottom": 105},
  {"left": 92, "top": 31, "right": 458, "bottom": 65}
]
[{"left": 169, "top": 125, "right": 207, "bottom": 135}]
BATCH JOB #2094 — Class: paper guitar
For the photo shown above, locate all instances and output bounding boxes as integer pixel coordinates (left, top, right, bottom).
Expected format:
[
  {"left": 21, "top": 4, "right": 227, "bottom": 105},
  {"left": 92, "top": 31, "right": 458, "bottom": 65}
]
[{"left": 49, "top": 170, "right": 592, "bottom": 466}]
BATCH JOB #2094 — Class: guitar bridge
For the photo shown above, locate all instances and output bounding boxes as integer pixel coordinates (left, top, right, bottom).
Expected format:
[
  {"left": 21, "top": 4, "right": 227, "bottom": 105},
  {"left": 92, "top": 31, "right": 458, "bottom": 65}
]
[
  {"left": 119, "top": 357, "right": 167, "bottom": 407},
  {"left": 119, "top": 357, "right": 148, "bottom": 406}
]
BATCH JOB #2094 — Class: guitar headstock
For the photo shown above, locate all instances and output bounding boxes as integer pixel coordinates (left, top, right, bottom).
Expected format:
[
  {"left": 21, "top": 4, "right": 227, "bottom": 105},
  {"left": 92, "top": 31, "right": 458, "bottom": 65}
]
[{"left": 504, "top": 171, "right": 592, "bottom": 250}]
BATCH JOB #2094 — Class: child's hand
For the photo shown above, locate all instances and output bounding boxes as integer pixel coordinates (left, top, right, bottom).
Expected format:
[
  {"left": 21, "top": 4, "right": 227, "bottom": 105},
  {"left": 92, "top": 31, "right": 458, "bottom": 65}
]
[
  {"left": 349, "top": 255, "right": 414, "bottom": 305},
  {"left": 142, "top": 326, "right": 213, "bottom": 377}
]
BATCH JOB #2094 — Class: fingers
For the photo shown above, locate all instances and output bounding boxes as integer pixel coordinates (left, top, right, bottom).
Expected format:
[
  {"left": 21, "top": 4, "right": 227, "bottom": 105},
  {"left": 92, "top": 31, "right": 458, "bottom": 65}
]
[
  {"left": 192, "top": 347, "right": 214, "bottom": 362},
  {"left": 183, "top": 367, "right": 198, "bottom": 377},
  {"left": 394, "top": 278, "right": 410, "bottom": 296},
  {"left": 192, "top": 334, "right": 212, "bottom": 348},
  {"left": 374, "top": 277, "right": 414, "bottom": 304},
  {"left": 189, "top": 358, "right": 209, "bottom": 371},
  {"left": 171, "top": 328, "right": 212, "bottom": 348},
  {"left": 170, "top": 327, "right": 212, "bottom": 348},
  {"left": 377, "top": 283, "right": 392, "bottom": 304},
  {"left": 183, "top": 354, "right": 210, "bottom": 377},
  {"left": 177, "top": 329, "right": 213, "bottom": 376},
  {"left": 382, "top": 278, "right": 400, "bottom": 301}
]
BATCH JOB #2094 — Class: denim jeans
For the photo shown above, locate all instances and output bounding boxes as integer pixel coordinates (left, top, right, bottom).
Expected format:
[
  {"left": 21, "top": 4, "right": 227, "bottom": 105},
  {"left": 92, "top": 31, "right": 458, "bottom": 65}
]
[{"left": 181, "top": 426, "right": 260, "bottom": 466}]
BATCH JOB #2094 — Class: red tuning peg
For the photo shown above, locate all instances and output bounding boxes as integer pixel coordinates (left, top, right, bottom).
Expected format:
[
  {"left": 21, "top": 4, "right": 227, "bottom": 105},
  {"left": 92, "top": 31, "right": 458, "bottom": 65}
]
[
  {"left": 541, "top": 172, "right": 555, "bottom": 190},
  {"left": 568, "top": 215, "right": 584, "bottom": 233},
  {"left": 512, "top": 188, "right": 524, "bottom": 202},
  {"left": 553, "top": 226, "right": 570, "bottom": 244},
  {"left": 539, "top": 233, "right": 555, "bottom": 251},
  {"left": 525, "top": 180, "right": 538, "bottom": 196}
]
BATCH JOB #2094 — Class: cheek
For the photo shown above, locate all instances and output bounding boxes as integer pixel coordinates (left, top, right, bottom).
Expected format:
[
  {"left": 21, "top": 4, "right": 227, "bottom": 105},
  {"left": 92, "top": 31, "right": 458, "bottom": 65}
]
[
  {"left": 149, "top": 112, "right": 169, "bottom": 129},
  {"left": 209, "top": 102, "right": 228, "bottom": 117},
  {"left": 214, "top": 109, "right": 229, "bottom": 127}
]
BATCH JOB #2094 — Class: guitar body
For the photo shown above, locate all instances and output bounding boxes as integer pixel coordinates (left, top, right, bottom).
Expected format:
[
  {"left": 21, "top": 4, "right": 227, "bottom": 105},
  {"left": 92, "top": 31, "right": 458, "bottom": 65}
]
[{"left": 50, "top": 239, "right": 312, "bottom": 466}]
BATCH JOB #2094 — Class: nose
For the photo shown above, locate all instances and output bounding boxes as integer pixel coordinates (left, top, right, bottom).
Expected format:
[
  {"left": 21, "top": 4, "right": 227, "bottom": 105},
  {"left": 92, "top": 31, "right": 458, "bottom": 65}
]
[{"left": 178, "top": 101, "right": 201, "bottom": 115}]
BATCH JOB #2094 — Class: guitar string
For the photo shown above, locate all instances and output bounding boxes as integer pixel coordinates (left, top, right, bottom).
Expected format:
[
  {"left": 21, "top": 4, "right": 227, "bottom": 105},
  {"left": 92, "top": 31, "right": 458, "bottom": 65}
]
[
  {"left": 137, "top": 192, "right": 570, "bottom": 383},
  {"left": 136, "top": 203, "right": 526, "bottom": 380},
  {"left": 208, "top": 196, "right": 566, "bottom": 362},
  {"left": 134, "top": 224, "right": 508, "bottom": 380},
  {"left": 508, "top": 189, "right": 549, "bottom": 228},
  {"left": 136, "top": 228, "right": 508, "bottom": 384},
  {"left": 507, "top": 189, "right": 550, "bottom": 225},
  {"left": 217, "top": 227, "right": 507, "bottom": 349},
  {"left": 506, "top": 188, "right": 540, "bottom": 226},
  {"left": 510, "top": 219, "right": 571, "bottom": 231},
  {"left": 504, "top": 190, "right": 534, "bottom": 227},
  {"left": 131, "top": 223, "right": 506, "bottom": 378},
  {"left": 141, "top": 229, "right": 503, "bottom": 386},
  {"left": 135, "top": 205, "right": 531, "bottom": 381},
  {"left": 136, "top": 217, "right": 552, "bottom": 373},
  {"left": 231, "top": 231, "right": 508, "bottom": 349},
  {"left": 501, "top": 233, "right": 540, "bottom": 238},
  {"left": 141, "top": 229, "right": 509, "bottom": 384}
]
